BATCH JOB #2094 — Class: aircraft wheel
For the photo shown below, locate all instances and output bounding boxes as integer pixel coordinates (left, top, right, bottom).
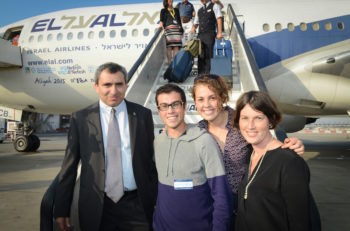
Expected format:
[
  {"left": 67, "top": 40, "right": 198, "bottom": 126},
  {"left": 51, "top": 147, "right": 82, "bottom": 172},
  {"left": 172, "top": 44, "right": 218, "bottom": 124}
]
[
  {"left": 29, "top": 134, "right": 40, "bottom": 152},
  {"left": 14, "top": 136, "right": 30, "bottom": 152}
]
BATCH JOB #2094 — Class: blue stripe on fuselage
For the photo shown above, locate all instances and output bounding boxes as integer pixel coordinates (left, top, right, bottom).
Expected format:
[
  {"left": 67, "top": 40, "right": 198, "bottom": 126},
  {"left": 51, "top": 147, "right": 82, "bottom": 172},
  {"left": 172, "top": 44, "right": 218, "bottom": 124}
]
[{"left": 248, "top": 14, "right": 350, "bottom": 69}]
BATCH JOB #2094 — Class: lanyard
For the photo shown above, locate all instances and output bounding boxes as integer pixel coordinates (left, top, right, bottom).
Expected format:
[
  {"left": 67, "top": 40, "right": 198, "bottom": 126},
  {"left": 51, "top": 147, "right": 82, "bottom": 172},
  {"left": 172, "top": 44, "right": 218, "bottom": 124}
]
[{"left": 168, "top": 8, "right": 175, "bottom": 19}]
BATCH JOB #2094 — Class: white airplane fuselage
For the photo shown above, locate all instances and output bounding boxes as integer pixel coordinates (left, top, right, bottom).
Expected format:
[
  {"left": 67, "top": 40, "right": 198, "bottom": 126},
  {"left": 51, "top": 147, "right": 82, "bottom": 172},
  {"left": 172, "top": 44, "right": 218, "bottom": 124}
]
[
  {"left": 0, "top": 3, "right": 161, "bottom": 114},
  {"left": 235, "top": 0, "right": 350, "bottom": 116},
  {"left": 0, "top": 0, "right": 349, "bottom": 118}
]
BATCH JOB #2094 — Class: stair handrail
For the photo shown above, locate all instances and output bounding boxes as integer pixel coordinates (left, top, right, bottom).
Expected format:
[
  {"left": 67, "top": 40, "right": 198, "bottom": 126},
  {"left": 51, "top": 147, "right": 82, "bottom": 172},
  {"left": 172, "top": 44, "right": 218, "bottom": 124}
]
[
  {"left": 127, "top": 27, "right": 163, "bottom": 82},
  {"left": 227, "top": 4, "right": 268, "bottom": 92}
]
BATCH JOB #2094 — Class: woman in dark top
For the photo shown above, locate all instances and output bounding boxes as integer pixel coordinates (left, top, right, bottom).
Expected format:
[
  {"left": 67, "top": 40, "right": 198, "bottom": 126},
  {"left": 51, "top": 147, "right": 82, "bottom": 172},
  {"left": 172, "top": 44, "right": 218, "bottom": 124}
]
[
  {"left": 160, "top": 0, "right": 183, "bottom": 64},
  {"left": 233, "top": 90, "right": 311, "bottom": 231},
  {"left": 190, "top": 74, "right": 305, "bottom": 230}
]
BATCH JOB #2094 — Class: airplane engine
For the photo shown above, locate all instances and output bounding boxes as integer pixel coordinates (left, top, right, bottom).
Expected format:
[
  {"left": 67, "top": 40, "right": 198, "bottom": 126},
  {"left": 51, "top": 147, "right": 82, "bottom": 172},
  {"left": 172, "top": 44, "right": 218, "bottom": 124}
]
[
  {"left": 279, "top": 114, "right": 308, "bottom": 133},
  {"left": 310, "top": 50, "right": 350, "bottom": 78}
]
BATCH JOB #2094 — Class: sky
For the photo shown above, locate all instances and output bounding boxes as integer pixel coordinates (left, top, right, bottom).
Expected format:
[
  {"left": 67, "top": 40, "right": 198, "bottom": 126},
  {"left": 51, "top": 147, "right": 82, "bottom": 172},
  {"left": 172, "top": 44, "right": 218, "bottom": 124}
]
[{"left": 0, "top": 0, "right": 160, "bottom": 27}]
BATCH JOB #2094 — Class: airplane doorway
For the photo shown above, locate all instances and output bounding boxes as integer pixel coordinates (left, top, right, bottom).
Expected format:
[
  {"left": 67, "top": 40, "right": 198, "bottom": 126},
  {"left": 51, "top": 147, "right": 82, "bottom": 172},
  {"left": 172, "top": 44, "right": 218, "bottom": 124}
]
[{"left": 2, "top": 26, "right": 23, "bottom": 46}]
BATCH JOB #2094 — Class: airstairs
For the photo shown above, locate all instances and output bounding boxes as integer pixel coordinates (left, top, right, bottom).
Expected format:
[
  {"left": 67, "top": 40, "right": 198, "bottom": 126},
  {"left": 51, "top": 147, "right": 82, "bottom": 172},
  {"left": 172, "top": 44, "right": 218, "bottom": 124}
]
[
  {"left": 0, "top": 38, "right": 22, "bottom": 67},
  {"left": 138, "top": 58, "right": 242, "bottom": 133},
  {"left": 125, "top": 4, "right": 266, "bottom": 134},
  {"left": 40, "top": 4, "right": 269, "bottom": 231}
]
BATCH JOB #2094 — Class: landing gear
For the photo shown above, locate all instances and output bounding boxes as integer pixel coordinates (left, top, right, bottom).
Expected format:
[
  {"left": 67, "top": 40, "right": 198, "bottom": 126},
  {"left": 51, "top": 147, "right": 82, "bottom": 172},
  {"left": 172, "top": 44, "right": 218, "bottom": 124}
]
[
  {"left": 14, "top": 135, "right": 28, "bottom": 152},
  {"left": 29, "top": 134, "right": 40, "bottom": 151},
  {"left": 13, "top": 134, "right": 40, "bottom": 152},
  {"left": 10, "top": 121, "right": 41, "bottom": 152},
  {"left": 3, "top": 110, "right": 42, "bottom": 152}
]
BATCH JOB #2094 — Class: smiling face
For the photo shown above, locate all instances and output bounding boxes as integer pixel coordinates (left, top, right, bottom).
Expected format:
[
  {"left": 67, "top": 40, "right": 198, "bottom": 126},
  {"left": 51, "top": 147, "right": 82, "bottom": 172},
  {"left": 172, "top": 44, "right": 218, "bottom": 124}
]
[
  {"left": 239, "top": 104, "right": 271, "bottom": 148},
  {"left": 157, "top": 91, "right": 186, "bottom": 132},
  {"left": 94, "top": 70, "right": 128, "bottom": 107},
  {"left": 194, "top": 84, "right": 222, "bottom": 122}
]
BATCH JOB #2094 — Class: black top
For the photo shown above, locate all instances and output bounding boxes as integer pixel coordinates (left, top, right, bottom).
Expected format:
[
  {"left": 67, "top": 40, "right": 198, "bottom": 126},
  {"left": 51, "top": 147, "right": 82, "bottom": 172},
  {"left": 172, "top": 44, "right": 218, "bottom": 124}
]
[
  {"left": 198, "top": 2, "right": 217, "bottom": 33},
  {"left": 236, "top": 147, "right": 311, "bottom": 231},
  {"left": 160, "top": 7, "right": 183, "bottom": 30}
]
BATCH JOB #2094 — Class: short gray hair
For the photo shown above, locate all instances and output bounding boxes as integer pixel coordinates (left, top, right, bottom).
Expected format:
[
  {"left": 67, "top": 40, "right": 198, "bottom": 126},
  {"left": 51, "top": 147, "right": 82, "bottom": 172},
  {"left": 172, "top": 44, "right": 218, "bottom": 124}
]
[{"left": 94, "top": 62, "right": 128, "bottom": 84}]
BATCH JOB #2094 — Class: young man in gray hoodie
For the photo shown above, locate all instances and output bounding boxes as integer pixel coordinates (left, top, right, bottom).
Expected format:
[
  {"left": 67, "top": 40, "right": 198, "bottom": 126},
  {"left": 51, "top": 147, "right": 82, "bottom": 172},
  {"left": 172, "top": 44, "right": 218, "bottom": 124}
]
[{"left": 152, "top": 83, "right": 233, "bottom": 231}]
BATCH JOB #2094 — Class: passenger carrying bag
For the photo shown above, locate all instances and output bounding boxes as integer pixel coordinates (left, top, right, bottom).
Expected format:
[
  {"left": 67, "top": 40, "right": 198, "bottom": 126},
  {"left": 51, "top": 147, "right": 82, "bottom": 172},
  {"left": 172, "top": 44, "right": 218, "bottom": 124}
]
[
  {"left": 184, "top": 38, "right": 204, "bottom": 58},
  {"left": 164, "top": 50, "right": 193, "bottom": 83},
  {"left": 210, "top": 39, "right": 232, "bottom": 77}
]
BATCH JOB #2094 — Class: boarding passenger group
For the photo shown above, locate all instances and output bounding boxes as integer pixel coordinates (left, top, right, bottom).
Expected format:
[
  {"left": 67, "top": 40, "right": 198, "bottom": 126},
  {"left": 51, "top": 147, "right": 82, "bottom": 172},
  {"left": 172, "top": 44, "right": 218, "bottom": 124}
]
[{"left": 54, "top": 1, "right": 318, "bottom": 231}]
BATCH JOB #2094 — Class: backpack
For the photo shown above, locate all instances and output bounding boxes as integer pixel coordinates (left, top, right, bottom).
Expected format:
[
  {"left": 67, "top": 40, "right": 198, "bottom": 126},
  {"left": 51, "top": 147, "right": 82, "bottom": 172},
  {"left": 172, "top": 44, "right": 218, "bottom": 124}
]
[{"left": 184, "top": 39, "right": 204, "bottom": 58}]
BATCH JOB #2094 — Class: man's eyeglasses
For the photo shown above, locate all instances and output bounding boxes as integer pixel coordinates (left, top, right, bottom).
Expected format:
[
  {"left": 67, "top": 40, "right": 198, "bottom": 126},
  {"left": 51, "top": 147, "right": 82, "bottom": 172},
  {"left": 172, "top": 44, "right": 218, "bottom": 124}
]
[{"left": 157, "top": 101, "right": 184, "bottom": 111}]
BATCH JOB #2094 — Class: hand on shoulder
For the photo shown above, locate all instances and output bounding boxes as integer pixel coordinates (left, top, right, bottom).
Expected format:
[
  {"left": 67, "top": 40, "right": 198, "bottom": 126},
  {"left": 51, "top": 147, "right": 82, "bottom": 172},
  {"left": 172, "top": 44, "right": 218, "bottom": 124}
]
[{"left": 281, "top": 137, "right": 305, "bottom": 155}]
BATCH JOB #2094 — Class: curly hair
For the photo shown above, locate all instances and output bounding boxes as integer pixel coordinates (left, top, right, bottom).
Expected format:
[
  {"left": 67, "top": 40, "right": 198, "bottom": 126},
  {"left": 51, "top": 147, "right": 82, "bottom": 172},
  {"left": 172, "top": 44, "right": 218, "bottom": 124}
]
[{"left": 190, "top": 74, "right": 231, "bottom": 109}]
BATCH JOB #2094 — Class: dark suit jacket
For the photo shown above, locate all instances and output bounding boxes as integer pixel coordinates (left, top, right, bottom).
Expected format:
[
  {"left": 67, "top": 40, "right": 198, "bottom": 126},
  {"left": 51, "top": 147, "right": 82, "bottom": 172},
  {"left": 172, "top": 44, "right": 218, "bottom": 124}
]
[{"left": 54, "top": 100, "right": 158, "bottom": 231}]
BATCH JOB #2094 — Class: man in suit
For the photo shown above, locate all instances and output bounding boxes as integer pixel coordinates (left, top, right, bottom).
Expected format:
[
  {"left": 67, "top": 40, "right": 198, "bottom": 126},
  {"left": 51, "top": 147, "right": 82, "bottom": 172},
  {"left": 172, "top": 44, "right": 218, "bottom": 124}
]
[{"left": 54, "top": 62, "right": 157, "bottom": 231}]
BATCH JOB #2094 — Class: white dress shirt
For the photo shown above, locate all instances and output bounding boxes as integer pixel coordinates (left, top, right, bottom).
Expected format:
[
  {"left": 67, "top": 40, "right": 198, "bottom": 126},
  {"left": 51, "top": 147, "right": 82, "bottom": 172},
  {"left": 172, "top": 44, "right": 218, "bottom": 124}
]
[{"left": 99, "top": 99, "right": 137, "bottom": 191}]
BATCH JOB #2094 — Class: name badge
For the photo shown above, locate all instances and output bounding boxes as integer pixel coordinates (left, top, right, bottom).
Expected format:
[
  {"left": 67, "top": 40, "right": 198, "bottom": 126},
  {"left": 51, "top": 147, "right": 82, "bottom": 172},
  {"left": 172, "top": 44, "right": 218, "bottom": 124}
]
[
  {"left": 207, "top": 9, "right": 212, "bottom": 12},
  {"left": 173, "top": 20, "right": 178, "bottom": 24},
  {"left": 174, "top": 179, "right": 193, "bottom": 190}
]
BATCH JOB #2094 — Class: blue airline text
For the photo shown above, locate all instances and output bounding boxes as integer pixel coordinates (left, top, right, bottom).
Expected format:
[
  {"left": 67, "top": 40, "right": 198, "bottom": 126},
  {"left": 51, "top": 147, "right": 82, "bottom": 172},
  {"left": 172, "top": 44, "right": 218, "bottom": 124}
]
[
  {"left": 31, "top": 14, "right": 126, "bottom": 32},
  {"left": 31, "top": 11, "right": 159, "bottom": 33}
]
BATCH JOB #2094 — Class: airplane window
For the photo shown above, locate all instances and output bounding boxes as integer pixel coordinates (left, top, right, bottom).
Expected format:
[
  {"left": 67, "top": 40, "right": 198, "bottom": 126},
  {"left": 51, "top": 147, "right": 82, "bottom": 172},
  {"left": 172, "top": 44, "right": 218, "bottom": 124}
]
[
  {"left": 67, "top": 32, "right": 73, "bottom": 40},
  {"left": 57, "top": 33, "right": 63, "bottom": 41},
  {"left": 312, "top": 23, "right": 320, "bottom": 31},
  {"left": 78, "top": 32, "right": 84, "bottom": 40},
  {"left": 262, "top": 23, "right": 270, "bottom": 32},
  {"left": 132, "top": 29, "right": 138, "bottom": 37},
  {"left": 287, "top": 23, "right": 295, "bottom": 32},
  {"left": 275, "top": 23, "right": 282, "bottom": 32},
  {"left": 47, "top": 34, "right": 53, "bottom": 41},
  {"left": 143, "top": 29, "right": 150, "bottom": 36},
  {"left": 29, "top": 35, "right": 34, "bottom": 43},
  {"left": 88, "top": 31, "right": 94, "bottom": 39},
  {"left": 110, "top": 30, "right": 116, "bottom": 38},
  {"left": 325, "top": 22, "right": 332, "bottom": 31},
  {"left": 38, "top": 34, "right": 43, "bottom": 42},
  {"left": 99, "top": 31, "right": 105, "bottom": 39},
  {"left": 337, "top": 22, "right": 344, "bottom": 30},
  {"left": 121, "top": 29, "right": 127, "bottom": 37},
  {"left": 300, "top": 22, "right": 307, "bottom": 31}
]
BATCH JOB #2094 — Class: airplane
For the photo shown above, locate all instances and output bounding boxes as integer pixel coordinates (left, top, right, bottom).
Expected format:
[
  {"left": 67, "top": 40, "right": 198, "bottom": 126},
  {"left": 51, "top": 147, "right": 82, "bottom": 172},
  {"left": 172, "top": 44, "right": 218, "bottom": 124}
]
[{"left": 0, "top": 0, "right": 349, "bottom": 152}]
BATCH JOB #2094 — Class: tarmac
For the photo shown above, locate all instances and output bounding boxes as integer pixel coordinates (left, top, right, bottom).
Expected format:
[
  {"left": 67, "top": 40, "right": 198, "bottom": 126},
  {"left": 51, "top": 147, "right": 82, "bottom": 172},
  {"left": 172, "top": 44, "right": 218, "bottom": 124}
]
[{"left": 0, "top": 131, "right": 349, "bottom": 231}]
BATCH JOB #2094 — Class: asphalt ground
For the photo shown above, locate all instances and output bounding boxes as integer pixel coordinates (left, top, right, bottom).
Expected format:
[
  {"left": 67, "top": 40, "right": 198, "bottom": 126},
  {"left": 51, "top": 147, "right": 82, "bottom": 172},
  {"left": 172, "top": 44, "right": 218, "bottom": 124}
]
[
  {"left": 0, "top": 132, "right": 349, "bottom": 230},
  {"left": 292, "top": 132, "right": 350, "bottom": 231}
]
